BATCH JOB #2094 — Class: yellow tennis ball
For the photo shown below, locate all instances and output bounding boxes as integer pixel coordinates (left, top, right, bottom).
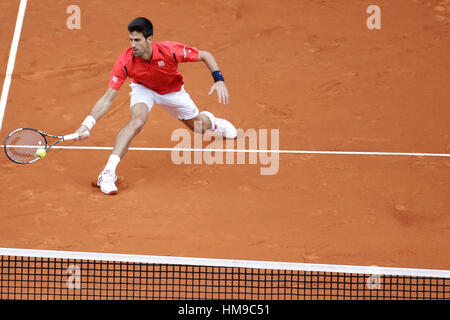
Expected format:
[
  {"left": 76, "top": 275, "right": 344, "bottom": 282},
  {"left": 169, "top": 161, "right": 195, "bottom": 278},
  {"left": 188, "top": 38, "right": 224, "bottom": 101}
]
[{"left": 36, "top": 148, "right": 46, "bottom": 158}]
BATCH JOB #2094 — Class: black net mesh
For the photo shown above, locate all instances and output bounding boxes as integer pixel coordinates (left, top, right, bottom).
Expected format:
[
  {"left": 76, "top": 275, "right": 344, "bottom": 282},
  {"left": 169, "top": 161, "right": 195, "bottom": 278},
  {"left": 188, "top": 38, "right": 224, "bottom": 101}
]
[{"left": 1, "top": 255, "right": 448, "bottom": 300}]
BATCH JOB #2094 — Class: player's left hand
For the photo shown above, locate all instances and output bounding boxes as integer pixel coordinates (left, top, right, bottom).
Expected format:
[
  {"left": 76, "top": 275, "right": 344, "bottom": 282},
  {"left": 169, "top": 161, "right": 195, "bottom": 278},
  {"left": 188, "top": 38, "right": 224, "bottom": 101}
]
[{"left": 208, "top": 81, "right": 229, "bottom": 104}]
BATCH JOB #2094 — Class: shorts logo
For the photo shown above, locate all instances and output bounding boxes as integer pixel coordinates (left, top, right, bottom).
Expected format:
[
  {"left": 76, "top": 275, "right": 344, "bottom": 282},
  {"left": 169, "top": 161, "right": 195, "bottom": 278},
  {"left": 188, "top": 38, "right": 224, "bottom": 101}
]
[
  {"left": 112, "top": 76, "right": 118, "bottom": 83},
  {"left": 158, "top": 60, "right": 165, "bottom": 67}
]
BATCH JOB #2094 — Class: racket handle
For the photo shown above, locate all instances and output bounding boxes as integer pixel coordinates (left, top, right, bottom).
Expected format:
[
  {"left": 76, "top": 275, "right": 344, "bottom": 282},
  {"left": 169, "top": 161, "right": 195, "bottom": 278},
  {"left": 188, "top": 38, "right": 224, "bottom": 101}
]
[{"left": 63, "top": 133, "right": 81, "bottom": 141}]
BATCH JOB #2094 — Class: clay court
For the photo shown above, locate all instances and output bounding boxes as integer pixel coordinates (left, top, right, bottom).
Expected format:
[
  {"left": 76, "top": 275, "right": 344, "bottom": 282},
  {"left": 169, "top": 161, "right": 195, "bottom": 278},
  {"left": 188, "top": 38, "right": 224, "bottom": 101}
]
[{"left": 1, "top": 0, "right": 449, "bottom": 278}]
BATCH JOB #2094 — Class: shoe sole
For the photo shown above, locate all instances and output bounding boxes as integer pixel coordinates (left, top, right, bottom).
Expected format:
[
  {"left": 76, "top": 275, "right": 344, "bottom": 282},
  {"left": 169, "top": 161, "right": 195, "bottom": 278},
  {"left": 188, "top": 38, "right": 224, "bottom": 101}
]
[
  {"left": 100, "top": 188, "right": 118, "bottom": 195},
  {"left": 97, "top": 182, "right": 118, "bottom": 195}
]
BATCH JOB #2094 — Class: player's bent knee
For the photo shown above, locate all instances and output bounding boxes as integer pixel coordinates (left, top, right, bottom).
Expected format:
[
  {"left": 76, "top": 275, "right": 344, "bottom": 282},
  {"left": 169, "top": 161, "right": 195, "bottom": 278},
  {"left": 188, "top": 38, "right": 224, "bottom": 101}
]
[
  {"left": 135, "top": 119, "right": 146, "bottom": 129},
  {"left": 129, "top": 118, "right": 146, "bottom": 133}
]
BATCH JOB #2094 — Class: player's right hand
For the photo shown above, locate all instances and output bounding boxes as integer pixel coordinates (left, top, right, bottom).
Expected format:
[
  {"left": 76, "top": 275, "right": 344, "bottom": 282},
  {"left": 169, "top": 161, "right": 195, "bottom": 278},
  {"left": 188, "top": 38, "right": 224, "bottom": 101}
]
[{"left": 74, "top": 125, "right": 90, "bottom": 141}]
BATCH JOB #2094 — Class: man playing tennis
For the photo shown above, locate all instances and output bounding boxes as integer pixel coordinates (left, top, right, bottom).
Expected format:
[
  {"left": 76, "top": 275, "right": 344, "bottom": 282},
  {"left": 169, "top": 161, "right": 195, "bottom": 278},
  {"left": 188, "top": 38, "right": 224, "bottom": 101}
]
[{"left": 74, "top": 17, "right": 237, "bottom": 195}]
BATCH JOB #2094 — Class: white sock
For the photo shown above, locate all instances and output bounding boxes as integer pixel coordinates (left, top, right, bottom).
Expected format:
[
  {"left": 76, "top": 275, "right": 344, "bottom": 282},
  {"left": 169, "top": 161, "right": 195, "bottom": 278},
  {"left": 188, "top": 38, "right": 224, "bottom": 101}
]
[{"left": 104, "top": 154, "right": 121, "bottom": 175}]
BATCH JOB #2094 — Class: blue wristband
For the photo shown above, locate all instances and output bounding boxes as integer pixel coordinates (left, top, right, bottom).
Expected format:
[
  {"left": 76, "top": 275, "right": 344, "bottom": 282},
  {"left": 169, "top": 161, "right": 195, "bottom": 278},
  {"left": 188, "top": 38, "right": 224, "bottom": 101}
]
[{"left": 212, "top": 70, "right": 224, "bottom": 82}]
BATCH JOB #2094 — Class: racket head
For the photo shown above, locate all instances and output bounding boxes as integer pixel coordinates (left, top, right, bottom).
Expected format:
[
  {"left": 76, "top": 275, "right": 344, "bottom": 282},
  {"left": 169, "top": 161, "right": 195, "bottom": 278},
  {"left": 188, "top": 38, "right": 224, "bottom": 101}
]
[{"left": 3, "top": 128, "right": 48, "bottom": 164}]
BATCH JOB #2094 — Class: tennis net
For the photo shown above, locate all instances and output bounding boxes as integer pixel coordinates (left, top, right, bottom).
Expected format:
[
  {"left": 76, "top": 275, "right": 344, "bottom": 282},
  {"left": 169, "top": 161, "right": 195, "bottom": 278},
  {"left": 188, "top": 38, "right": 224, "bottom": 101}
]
[{"left": 0, "top": 248, "right": 449, "bottom": 300}]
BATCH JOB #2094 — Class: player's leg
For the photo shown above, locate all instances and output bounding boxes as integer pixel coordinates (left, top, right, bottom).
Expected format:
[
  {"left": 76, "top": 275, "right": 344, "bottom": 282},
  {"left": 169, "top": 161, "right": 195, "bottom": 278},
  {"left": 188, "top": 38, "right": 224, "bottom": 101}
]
[
  {"left": 97, "top": 84, "right": 153, "bottom": 195},
  {"left": 180, "top": 113, "right": 212, "bottom": 134},
  {"left": 97, "top": 103, "right": 149, "bottom": 195},
  {"left": 181, "top": 111, "right": 237, "bottom": 139},
  {"left": 157, "top": 87, "right": 237, "bottom": 139},
  {"left": 111, "top": 103, "right": 149, "bottom": 158}
]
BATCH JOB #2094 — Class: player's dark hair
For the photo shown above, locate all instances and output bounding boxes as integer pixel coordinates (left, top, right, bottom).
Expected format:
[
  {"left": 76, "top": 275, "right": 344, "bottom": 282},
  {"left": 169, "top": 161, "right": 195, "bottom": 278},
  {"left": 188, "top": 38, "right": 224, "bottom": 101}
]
[{"left": 128, "top": 17, "right": 153, "bottom": 38}]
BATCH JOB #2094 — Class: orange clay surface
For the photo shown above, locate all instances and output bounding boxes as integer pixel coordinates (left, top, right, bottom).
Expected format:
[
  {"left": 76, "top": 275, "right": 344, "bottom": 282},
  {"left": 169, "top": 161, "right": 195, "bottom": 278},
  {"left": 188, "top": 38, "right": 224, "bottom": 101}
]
[{"left": 0, "top": 0, "right": 449, "bottom": 270}]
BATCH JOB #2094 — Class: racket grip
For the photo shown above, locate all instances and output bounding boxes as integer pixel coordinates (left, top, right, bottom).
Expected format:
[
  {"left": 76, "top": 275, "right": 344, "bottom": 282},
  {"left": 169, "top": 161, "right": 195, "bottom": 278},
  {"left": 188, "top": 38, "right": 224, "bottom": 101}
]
[{"left": 63, "top": 133, "right": 81, "bottom": 141}]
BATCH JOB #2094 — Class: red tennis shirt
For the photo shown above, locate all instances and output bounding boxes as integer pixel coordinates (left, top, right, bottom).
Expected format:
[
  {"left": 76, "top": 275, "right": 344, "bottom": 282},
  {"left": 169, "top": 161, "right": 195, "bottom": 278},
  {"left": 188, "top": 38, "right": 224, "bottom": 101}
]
[{"left": 108, "top": 41, "right": 199, "bottom": 94}]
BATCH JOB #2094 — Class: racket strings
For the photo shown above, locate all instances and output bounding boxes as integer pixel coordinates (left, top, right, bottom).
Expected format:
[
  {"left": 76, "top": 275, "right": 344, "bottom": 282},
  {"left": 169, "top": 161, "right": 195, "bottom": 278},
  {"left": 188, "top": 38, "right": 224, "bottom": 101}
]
[{"left": 4, "top": 129, "right": 46, "bottom": 163}]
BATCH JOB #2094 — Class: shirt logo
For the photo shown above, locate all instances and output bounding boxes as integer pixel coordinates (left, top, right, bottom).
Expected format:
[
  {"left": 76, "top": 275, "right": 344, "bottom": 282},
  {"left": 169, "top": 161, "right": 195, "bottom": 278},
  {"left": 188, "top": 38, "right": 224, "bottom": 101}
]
[
  {"left": 112, "top": 76, "right": 118, "bottom": 83},
  {"left": 158, "top": 60, "right": 165, "bottom": 67}
]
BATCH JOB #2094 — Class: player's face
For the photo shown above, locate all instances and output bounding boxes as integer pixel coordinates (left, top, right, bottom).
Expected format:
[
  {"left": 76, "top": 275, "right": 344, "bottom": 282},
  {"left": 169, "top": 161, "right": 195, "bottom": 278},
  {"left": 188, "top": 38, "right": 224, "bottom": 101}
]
[{"left": 129, "top": 31, "right": 152, "bottom": 58}]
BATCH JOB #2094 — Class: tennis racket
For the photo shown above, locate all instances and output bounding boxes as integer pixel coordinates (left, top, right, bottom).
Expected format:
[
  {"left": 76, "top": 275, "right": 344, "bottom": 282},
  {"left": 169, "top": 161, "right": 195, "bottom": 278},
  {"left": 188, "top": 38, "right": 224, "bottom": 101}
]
[{"left": 3, "top": 128, "right": 85, "bottom": 164}]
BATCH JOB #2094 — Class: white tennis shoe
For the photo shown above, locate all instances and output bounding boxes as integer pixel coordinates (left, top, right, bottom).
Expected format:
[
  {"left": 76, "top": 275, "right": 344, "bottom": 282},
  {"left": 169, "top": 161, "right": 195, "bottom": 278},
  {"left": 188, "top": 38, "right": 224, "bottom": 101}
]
[
  {"left": 200, "top": 111, "right": 237, "bottom": 139},
  {"left": 97, "top": 170, "right": 118, "bottom": 195}
]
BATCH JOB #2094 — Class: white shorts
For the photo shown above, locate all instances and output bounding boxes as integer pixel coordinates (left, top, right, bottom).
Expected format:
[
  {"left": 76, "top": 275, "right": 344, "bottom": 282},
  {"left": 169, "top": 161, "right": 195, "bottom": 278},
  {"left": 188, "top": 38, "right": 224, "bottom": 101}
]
[{"left": 129, "top": 83, "right": 199, "bottom": 120}]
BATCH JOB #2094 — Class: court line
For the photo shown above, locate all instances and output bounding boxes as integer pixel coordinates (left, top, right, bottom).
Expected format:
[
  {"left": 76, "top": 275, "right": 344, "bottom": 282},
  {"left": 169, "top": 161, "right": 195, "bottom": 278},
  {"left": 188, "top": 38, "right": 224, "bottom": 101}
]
[
  {"left": 0, "top": 0, "right": 28, "bottom": 132},
  {"left": 3, "top": 144, "right": 449, "bottom": 157}
]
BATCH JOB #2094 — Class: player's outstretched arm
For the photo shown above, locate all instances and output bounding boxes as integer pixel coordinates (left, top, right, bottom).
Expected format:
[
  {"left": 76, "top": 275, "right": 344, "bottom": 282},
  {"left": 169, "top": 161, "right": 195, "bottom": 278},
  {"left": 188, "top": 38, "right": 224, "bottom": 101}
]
[
  {"left": 74, "top": 87, "right": 118, "bottom": 140},
  {"left": 198, "top": 50, "right": 229, "bottom": 104}
]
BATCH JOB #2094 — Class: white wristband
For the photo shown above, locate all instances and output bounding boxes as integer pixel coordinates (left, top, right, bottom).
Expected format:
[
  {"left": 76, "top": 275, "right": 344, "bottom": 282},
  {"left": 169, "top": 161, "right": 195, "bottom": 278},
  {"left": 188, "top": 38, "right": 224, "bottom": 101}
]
[{"left": 82, "top": 115, "right": 96, "bottom": 130}]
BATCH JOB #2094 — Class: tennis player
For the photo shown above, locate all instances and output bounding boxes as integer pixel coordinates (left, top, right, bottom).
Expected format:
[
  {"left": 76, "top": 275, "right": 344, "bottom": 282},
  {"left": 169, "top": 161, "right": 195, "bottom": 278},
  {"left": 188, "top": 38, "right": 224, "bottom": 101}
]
[{"left": 74, "top": 17, "right": 237, "bottom": 195}]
